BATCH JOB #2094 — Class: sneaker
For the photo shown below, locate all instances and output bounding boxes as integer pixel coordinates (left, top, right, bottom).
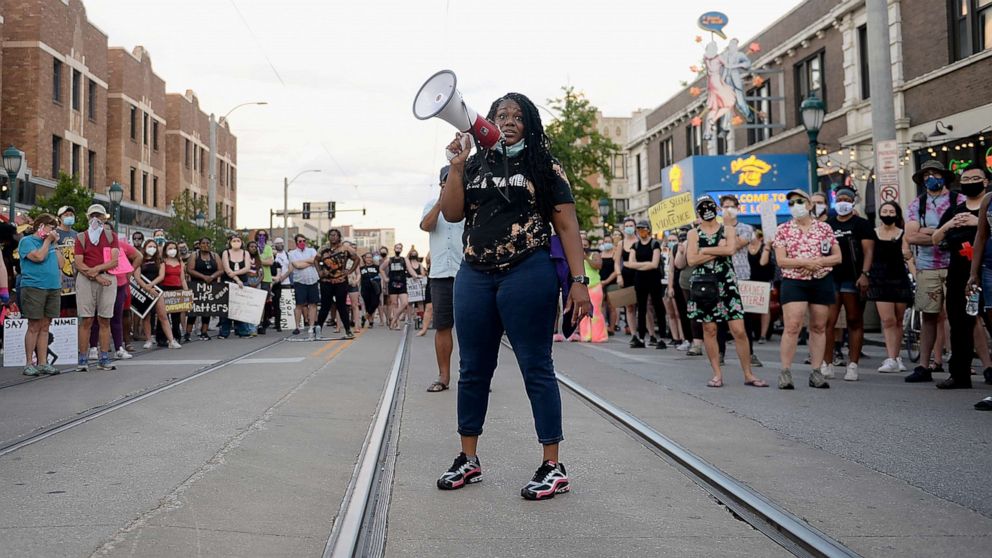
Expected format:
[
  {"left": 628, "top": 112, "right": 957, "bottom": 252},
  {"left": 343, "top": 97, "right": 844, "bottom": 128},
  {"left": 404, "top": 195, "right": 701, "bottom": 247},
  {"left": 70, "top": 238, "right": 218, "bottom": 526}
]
[
  {"left": 88, "top": 347, "right": 98, "bottom": 361},
  {"left": 344, "top": 329, "right": 355, "bottom": 340},
  {"left": 878, "top": 358, "right": 901, "bottom": 373},
  {"left": 844, "top": 363, "right": 859, "bottom": 381},
  {"left": 809, "top": 368, "right": 830, "bottom": 388},
  {"left": 436, "top": 452, "right": 482, "bottom": 490},
  {"left": 648, "top": 336, "right": 659, "bottom": 347},
  {"left": 553, "top": 333, "right": 566, "bottom": 342},
  {"left": 292, "top": 328, "right": 301, "bottom": 336},
  {"left": 115, "top": 348, "right": 133, "bottom": 360},
  {"left": 521, "top": 460, "right": 570, "bottom": 501},
  {"left": 757, "top": 338, "right": 766, "bottom": 345},
  {"left": 821, "top": 364, "right": 835, "bottom": 379},
  {"left": 182, "top": 333, "right": 192, "bottom": 343},
  {"left": 833, "top": 352, "right": 846, "bottom": 366},
  {"left": 168, "top": 340, "right": 182, "bottom": 349},
  {"left": 778, "top": 369, "right": 794, "bottom": 390},
  {"left": 22, "top": 365, "right": 40, "bottom": 376},
  {"left": 312, "top": 326, "right": 321, "bottom": 340},
  {"left": 896, "top": 357, "right": 907, "bottom": 372},
  {"left": 655, "top": 339, "right": 667, "bottom": 350},
  {"left": 676, "top": 340, "right": 691, "bottom": 351},
  {"left": 198, "top": 333, "right": 212, "bottom": 341},
  {"left": 39, "top": 364, "right": 60, "bottom": 375},
  {"left": 905, "top": 367, "right": 933, "bottom": 383},
  {"left": 686, "top": 345, "right": 703, "bottom": 356},
  {"left": 76, "top": 358, "right": 90, "bottom": 372},
  {"left": 96, "top": 360, "right": 116, "bottom": 371},
  {"left": 750, "top": 354, "right": 763, "bottom": 367},
  {"left": 976, "top": 396, "right": 992, "bottom": 410},
  {"left": 629, "top": 336, "right": 645, "bottom": 349},
  {"left": 143, "top": 340, "right": 154, "bottom": 350}
]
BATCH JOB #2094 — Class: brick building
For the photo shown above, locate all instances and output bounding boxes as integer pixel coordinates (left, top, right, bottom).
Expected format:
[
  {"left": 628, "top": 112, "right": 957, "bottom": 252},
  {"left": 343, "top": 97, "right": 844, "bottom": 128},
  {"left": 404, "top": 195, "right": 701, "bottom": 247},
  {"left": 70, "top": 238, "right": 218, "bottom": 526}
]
[
  {"left": 0, "top": 0, "right": 108, "bottom": 207},
  {"left": 619, "top": 0, "right": 992, "bottom": 219},
  {"left": 165, "top": 89, "right": 237, "bottom": 228}
]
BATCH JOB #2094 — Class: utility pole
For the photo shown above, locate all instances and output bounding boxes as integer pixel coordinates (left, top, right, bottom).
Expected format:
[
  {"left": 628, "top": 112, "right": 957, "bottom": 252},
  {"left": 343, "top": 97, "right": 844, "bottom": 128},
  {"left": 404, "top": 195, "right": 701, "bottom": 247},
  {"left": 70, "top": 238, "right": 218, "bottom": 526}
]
[
  {"left": 866, "top": 0, "right": 898, "bottom": 214},
  {"left": 208, "top": 114, "right": 217, "bottom": 221}
]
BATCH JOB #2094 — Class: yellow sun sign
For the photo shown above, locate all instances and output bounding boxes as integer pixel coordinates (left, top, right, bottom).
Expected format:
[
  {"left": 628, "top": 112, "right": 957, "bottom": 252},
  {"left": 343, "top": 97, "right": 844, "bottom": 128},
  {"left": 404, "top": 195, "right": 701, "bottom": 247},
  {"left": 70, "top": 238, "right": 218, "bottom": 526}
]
[
  {"left": 669, "top": 164, "right": 683, "bottom": 192},
  {"left": 731, "top": 155, "right": 772, "bottom": 187}
]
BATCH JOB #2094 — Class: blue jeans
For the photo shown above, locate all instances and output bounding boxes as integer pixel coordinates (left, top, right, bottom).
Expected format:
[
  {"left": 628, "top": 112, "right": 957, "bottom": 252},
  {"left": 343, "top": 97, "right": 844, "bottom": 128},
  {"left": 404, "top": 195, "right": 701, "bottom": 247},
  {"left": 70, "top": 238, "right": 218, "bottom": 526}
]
[
  {"left": 219, "top": 317, "right": 253, "bottom": 337},
  {"left": 454, "top": 250, "right": 563, "bottom": 445}
]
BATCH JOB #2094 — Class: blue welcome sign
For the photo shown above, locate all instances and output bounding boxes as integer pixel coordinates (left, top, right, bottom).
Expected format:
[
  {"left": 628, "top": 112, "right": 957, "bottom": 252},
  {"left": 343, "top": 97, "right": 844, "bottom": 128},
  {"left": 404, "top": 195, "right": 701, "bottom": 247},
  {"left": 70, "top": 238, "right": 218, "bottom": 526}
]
[{"left": 697, "top": 11, "right": 730, "bottom": 39}]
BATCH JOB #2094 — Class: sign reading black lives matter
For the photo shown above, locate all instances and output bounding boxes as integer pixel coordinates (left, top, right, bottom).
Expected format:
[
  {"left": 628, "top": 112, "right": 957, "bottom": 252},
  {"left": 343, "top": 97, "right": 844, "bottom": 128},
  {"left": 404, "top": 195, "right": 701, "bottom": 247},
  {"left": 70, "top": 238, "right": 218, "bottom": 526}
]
[
  {"left": 190, "top": 281, "right": 229, "bottom": 317},
  {"left": 129, "top": 275, "right": 162, "bottom": 319}
]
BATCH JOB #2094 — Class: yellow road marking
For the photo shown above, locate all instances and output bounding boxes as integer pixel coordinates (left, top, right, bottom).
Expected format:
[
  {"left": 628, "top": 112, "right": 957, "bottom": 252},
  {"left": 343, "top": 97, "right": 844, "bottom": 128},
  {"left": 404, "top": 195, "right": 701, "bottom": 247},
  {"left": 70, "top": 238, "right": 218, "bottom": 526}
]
[
  {"left": 324, "top": 339, "right": 351, "bottom": 362},
  {"left": 311, "top": 340, "right": 340, "bottom": 357}
]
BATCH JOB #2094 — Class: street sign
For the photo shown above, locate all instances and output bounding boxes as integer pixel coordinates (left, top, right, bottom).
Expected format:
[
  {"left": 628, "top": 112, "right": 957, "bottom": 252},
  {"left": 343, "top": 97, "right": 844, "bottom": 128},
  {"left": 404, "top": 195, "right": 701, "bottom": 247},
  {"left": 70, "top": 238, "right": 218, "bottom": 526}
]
[{"left": 875, "top": 139, "right": 900, "bottom": 204}]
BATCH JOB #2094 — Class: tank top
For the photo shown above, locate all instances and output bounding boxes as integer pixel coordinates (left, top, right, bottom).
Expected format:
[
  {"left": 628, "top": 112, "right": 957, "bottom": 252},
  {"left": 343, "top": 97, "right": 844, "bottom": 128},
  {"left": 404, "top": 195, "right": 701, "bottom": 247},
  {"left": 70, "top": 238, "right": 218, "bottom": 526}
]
[
  {"left": 194, "top": 252, "right": 217, "bottom": 277},
  {"left": 388, "top": 257, "right": 406, "bottom": 284},
  {"left": 360, "top": 265, "right": 380, "bottom": 289},
  {"left": 141, "top": 261, "right": 159, "bottom": 282},
  {"left": 226, "top": 250, "right": 245, "bottom": 275},
  {"left": 873, "top": 230, "right": 906, "bottom": 275},
  {"left": 162, "top": 261, "right": 183, "bottom": 287},
  {"left": 747, "top": 248, "right": 774, "bottom": 282},
  {"left": 599, "top": 254, "right": 615, "bottom": 283}
]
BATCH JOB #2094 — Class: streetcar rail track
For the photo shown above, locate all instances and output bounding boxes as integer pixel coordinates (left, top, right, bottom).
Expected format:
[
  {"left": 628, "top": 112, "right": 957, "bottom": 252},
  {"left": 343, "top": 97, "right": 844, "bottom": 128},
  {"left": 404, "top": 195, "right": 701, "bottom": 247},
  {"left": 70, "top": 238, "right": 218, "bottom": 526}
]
[{"left": 0, "top": 337, "right": 287, "bottom": 459}]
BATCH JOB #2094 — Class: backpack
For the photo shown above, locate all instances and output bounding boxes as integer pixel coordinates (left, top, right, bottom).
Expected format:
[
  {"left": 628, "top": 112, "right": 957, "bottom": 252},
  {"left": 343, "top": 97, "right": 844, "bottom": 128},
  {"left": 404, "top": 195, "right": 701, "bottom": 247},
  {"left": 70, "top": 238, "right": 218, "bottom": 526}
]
[
  {"left": 76, "top": 229, "right": 115, "bottom": 250},
  {"left": 916, "top": 191, "right": 961, "bottom": 227}
]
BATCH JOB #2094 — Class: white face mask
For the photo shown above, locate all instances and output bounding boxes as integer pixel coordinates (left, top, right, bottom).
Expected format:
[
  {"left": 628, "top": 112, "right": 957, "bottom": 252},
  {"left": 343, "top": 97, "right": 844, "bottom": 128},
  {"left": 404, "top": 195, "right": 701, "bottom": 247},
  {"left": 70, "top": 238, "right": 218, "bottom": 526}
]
[
  {"left": 722, "top": 207, "right": 738, "bottom": 219},
  {"left": 790, "top": 204, "right": 810, "bottom": 219},
  {"left": 835, "top": 201, "right": 854, "bottom": 216},
  {"left": 166, "top": 249, "right": 178, "bottom": 257},
  {"left": 145, "top": 246, "right": 157, "bottom": 256}
]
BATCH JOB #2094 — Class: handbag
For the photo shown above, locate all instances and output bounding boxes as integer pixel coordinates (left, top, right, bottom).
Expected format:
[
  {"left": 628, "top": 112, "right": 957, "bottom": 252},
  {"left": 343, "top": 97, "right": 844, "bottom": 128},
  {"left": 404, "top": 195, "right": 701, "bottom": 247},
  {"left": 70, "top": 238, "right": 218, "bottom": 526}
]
[{"left": 689, "top": 273, "right": 721, "bottom": 305}]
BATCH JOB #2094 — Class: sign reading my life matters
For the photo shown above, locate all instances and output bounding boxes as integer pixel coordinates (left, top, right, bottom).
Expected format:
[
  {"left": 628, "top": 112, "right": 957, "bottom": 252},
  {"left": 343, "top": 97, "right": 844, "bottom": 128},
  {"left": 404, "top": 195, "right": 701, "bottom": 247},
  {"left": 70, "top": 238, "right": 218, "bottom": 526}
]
[{"left": 189, "top": 281, "right": 229, "bottom": 317}]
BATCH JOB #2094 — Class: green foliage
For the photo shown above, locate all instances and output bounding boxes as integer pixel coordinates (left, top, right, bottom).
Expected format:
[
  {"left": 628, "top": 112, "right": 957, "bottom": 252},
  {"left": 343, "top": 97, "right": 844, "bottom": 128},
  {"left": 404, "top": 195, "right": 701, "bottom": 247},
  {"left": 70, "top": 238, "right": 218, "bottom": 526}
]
[
  {"left": 167, "top": 190, "right": 232, "bottom": 249},
  {"left": 545, "top": 87, "right": 619, "bottom": 229},
  {"left": 29, "top": 173, "right": 93, "bottom": 231}
]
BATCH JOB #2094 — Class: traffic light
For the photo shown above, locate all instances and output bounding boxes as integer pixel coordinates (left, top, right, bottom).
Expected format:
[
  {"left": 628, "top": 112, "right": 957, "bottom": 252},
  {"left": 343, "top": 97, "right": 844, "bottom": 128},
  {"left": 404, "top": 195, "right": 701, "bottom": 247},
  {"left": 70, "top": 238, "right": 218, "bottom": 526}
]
[
  {"left": 329, "top": 201, "right": 336, "bottom": 220},
  {"left": 302, "top": 202, "right": 311, "bottom": 220}
]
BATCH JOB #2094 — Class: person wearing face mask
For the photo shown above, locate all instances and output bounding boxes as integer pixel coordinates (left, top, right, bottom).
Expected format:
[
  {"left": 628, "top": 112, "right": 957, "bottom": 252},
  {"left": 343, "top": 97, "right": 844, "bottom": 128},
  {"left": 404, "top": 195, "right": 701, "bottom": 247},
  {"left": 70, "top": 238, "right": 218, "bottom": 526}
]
[
  {"left": 153, "top": 241, "right": 187, "bottom": 347},
  {"left": 616, "top": 218, "right": 639, "bottom": 338},
  {"left": 686, "top": 198, "right": 766, "bottom": 387},
  {"left": 659, "top": 234, "right": 684, "bottom": 346},
  {"left": 967, "top": 169, "right": 992, "bottom": 401},
  {"left": 153, "top": 230, "right": 166, "bottom": 246},
  {"left": 270, "top": 237, "right": 290, "bottom": 332},
  {"left": 717, "top": 194, "right": 760, "bottom": 368},
  {"left": 18, "top": 214, "right": 65, "bottom": 376},
  {"left": 598, "top": 233, "right": 620, "bottom": 334},
  {"left": 73, "top": 204, "right": 120, "bottom": 371},
  {"left": 772, "top": 190, "right": 842, "bottom": 389},
  {"left": 221, "top": 236, "right": 256, "bottom": 338},
  {"left": 88, "top": 223, "right": 141, "bottom": 360},
  {"left": 289, "top": 235, "right": 319, "bottom": 337},
  {"left": 379, "top": 242, "right": 418, "bottom": 330},
  {"left": 906, "top": 160, "right": 959, "bottom": 382},
  {"left": 822, "top": 187, "right": 875, "bottom": 382},
  {"left": 929, "top": 167, "right": 990, "bottom": 390},
  {"left": 746, "top": 229, "right": 776, "bottom": 344},
  {"left": 869, "top": 202, "right": 915, "bottom": 374},
  {"left": 185, "top": 237, "right": 222, "bottom": 340},
  {"left": 55, "top": 206, "right": 78, "bottom": 318},
  {"left": 359, "top": 252, "right": 383, "bottom": 328},
  {"left": 810, "top": 192, "right": 830, "bottom": 222},
  {"left": 131, "top": 231, "right": 145, "bottom": 248},
  {"left": 406, "top": 246, "right": 427, "bottom": 330},
  {"left": 626, "top": 220, "right": 668, "bottom": 349},
  {"left": 253, "top": 230, "right": 274, "bottom": 334},
  {"left": 56, "top": 206, "right": 77, "bottom": 243},
  {"left": 137, "top": 239, "right": 182, "bottom": 350}
]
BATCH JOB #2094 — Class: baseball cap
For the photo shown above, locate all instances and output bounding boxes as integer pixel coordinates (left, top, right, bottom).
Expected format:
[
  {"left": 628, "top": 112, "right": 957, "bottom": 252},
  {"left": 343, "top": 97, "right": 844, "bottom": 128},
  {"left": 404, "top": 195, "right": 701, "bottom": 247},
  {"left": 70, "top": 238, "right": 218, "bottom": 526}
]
[
  {"left": 274, "top": 237, "right": 285, "bottom": 244},
  {"left": 86, "top": 203, "right": 109, "bottom": 217},
  {"left": 718, "top": 194, "right": 739, "bottom": 205},
  {"left": 635, "top": 219, "right": 651, "bottom": 229},
  {"left": 786, "top": 189, "right": 811, "bottom": 202},
  {"left": 57, "top": 205, "right": 75, "bottom": 216}
]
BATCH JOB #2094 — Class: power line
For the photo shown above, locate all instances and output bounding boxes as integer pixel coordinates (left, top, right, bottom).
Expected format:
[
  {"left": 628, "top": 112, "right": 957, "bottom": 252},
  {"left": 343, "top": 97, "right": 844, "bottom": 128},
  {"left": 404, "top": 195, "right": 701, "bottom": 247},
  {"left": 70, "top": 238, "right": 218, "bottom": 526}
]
[{"left": 228, "top": 0, "right": 286, "bottom": 87}]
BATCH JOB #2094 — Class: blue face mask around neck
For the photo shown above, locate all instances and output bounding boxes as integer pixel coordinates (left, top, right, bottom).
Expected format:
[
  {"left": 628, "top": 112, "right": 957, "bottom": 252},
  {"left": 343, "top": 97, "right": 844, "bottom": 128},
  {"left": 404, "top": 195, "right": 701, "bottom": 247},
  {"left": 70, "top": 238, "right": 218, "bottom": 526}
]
[{"left": 497, "top": 140, "right": 526, "bottom": 158}]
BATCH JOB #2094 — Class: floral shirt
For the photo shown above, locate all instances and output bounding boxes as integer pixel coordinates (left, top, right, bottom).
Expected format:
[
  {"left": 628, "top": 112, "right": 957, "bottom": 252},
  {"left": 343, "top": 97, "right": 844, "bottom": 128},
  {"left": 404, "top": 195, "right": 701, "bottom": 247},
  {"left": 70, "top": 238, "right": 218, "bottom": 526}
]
[{"left": 773, "top": 219, "right": 837, "bottom": 280}]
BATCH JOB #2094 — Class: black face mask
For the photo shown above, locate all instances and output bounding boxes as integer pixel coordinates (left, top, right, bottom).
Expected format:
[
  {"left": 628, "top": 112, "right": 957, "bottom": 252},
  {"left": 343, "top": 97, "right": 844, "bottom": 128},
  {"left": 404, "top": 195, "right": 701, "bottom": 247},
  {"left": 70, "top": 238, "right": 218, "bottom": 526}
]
[
  {"left": 394, "top": 250, "right": 401, "bottom": 256},
  {"left": 380, "top": 251, "right": 388, "bottom": 257},
  {"left": 961, "top": 182, "right": 986, "bottom": 198},
  {"left": 879, "top": 215, "right": 898, "bottom": 226},
  {"left": 698, "top": 205, "right": 717, "bottom": 221}
]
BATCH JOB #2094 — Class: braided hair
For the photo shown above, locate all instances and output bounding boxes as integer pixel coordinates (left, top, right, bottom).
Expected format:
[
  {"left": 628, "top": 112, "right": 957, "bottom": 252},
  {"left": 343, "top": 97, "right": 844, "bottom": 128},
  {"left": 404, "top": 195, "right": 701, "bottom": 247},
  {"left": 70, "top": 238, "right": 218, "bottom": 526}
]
[{"left": 464, "top": 92, "right": 562, "bottom": 223}]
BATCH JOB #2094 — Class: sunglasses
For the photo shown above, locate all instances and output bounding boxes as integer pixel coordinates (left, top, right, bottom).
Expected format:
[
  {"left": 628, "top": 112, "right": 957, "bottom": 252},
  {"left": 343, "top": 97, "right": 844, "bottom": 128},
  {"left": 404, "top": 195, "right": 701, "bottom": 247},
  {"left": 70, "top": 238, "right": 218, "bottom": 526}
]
[{"left": 787, "top": 199, "right": 808, "bottom": 207}]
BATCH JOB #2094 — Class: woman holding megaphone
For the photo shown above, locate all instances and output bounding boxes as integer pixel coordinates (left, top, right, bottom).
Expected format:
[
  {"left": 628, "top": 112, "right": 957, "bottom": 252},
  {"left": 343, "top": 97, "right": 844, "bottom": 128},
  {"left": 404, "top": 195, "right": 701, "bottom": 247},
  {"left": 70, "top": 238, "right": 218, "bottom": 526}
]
[{"left": 434, "top": 92, "right": 590, "bottom": 501}]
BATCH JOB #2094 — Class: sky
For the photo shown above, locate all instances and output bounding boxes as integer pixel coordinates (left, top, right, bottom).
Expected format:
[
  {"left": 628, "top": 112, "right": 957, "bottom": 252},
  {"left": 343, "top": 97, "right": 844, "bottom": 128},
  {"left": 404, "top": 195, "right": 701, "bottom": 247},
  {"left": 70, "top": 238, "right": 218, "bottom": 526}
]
[{"left": 84, "top": 0, "right": 802, "bottom": 248}]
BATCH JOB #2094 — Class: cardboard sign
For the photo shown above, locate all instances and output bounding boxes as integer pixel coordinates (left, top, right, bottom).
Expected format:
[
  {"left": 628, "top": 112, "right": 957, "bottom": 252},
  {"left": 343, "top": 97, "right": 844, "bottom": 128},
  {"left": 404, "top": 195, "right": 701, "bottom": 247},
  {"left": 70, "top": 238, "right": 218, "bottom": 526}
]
[
  {"left": 407, "top": 277, "right": 428, "bottom": 303},
  {"left": 226, "top": 282, "right": 267, "bottom": 324},
  {"left": 607, "top": 286, "right": 637, "bottom": 308},
  {"left": 163, "top": 290, "right": 193, "bottom": 314},
  {"left": 129, "top": 275, "right": 162, "bottom": 319},
  {"left": 739, "top": 280, "right": 771, "bottom": 314},
  {"left": 58, "top": 241, "right": 76, "bottom": 296},
  {"left": 759, "top": 201, "right": 778, "bottom": 241},
  {"left": 648, "top": 192, "right": 695, "bottom": 233},
  {"left": 190, "top": 281, "right": 229, "bottom": 317},
  {"left": 279, "top": 287, "right": 296, "bottom": 330},
  {"left": 3, "top": 318, "right": 78, "bottom": 367}
]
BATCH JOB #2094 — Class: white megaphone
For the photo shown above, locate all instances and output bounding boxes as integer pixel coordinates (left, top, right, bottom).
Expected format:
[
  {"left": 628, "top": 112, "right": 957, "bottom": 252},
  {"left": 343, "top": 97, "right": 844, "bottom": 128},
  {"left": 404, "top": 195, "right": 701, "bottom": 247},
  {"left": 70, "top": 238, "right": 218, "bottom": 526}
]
[{"left": 413, "top": 70, "right": 503, "bottom": 150}]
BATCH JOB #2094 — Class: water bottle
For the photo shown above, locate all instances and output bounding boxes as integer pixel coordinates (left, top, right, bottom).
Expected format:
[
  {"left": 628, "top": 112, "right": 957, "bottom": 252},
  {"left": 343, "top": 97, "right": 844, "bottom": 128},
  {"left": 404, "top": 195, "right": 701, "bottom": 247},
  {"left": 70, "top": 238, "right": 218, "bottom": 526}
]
[{"left": 966, "top": 288, "right": 981, "bottom": 317}]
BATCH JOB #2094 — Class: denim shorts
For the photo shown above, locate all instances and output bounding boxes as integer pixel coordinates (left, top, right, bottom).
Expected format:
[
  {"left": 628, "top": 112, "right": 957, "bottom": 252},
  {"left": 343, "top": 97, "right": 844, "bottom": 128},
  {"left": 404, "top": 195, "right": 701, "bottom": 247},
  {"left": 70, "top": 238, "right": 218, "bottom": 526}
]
[
  {"left": 835, "top": 280, "right": 858, "bottom": 294},
  {"left": 982, "top": 267, "right": 992, "bottom": 311}
]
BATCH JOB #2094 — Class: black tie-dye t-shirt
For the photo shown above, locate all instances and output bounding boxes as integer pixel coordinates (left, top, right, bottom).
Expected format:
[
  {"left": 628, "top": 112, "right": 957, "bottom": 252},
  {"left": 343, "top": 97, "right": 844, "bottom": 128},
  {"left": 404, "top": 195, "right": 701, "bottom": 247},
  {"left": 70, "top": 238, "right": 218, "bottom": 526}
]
[{"left": 461, "top": 157, "right": 574, "bottom": 271}]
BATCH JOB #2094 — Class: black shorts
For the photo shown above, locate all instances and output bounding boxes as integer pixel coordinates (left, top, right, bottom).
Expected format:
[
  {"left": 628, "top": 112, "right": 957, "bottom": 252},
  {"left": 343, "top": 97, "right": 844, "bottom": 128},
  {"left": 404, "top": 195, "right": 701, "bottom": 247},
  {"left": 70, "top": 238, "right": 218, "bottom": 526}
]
[
  {"left": 389, "top": 280, "right": 407, "bottom": 295},
  {"left": 780, "top": 276, "right": 837, "bottom": 307},
  {"left": 293, "top": 283, "right": 320, "bottom": 305},
  {"left": 430, "top": 278, "right": 454, "bottom": 329}
]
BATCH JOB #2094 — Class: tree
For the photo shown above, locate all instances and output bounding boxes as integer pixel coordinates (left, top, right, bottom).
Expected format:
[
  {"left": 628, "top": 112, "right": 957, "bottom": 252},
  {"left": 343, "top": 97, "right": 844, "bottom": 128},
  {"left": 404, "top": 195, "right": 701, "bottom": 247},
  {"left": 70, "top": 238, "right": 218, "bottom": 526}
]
[
  {"left": 167, "top": 190, "right": 231, "bottom": 248},
  {"left": 545, "top": 87, "right": 619, "bottom": 229},
  {"left": 29, "top": 173, "right": 93, "bottom": 231}
]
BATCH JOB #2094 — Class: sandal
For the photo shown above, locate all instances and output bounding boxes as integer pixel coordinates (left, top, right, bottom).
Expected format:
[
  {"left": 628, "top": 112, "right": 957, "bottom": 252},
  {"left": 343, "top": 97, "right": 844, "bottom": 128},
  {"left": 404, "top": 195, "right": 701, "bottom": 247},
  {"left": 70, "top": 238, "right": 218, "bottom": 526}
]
[
  {"left": 745, "top": 378, "right": 769, "bottom": 388},
  {"left": 706, "top": 378, "right": 723, "bottom": 388},
  {"left": 426, "top": 381, "right": 449, "bottom": 393}
]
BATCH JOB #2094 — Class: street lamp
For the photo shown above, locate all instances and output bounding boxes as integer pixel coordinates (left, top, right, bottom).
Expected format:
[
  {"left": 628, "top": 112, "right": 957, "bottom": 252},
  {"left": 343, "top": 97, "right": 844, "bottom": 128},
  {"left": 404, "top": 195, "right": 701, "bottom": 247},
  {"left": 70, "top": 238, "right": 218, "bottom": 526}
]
[
  {"left": 801, "top": 95, "right": 826, "bottom": 193},
  {"left": 108, "top": 181, "right": 124, "bottom": 227},
  {"left": 284, "top": 169, "right": 322, "bottom": 243},
  {"left": 3, "top": 146, "right": 23, "bottom": 222},
  {"left": 195, "top": 212, "right": 206, "bottom": 228},
  {"left": 598, "top": 198, "right": 611, "bottom": 235},
  {"left": 209, "top": 101, "right": 267, "bottom": 220}
]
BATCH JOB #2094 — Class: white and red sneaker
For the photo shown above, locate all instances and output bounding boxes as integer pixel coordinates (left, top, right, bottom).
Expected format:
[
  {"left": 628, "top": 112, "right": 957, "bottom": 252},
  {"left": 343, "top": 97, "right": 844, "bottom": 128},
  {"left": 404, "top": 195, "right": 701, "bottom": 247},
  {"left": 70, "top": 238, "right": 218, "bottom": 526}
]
[
  {"left": 521, "top": 460, "right": 570, "bottom": 500},
  {"left": 437, "top": 452, "right": 482, "bottom": 490}
]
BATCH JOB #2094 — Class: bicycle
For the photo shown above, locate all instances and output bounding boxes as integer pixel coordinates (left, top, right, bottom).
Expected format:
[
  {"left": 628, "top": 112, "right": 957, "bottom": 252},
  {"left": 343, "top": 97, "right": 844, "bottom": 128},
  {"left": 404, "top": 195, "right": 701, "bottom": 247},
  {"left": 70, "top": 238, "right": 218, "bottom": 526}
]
[{"left": 903, "top": 306, "right": 921, "bottom": 363}]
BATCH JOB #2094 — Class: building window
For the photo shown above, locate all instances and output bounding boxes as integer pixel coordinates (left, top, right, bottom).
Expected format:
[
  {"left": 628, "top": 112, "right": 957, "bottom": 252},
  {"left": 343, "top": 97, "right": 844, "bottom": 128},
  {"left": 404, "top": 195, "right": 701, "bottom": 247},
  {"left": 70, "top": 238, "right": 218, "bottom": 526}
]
[
  {"left": 153, "top": 176, "right": 159, "bottom": 208},
  {"left": 686, "top": 124, "right": 702, "bottom": 157},
  {"left": 129, "top": 105, "right": 137, "bottom": 141},
  {"left": 200, "top": 148, "right": 206, "bottom": 175},
  {"left": 635, "top": 153, "right": 642, "bottom": 192},
  {"left": 857, "top": 24, "right": 871, "bottom": 100},
  {"left": 71, "top": 143, "right": 81, "bottom": 178},
  {"left": 747, "top": 81, "right": 774, "bottom": 145},
  {"left": 87, "top": 79, "right": 97, "bottom": 121},
  {"left": 795, "top": 50, "right": 826, "bottom": 120},
  {"left": 231, "top": 167, "right": 236, "bottom": 190},
  {"left": 52, "top": 59, "right": 63, "bottom": 103},
  {"left": 185, "top": 139, "right": 191, "bottom": 169},
  {"left": 87, "top": 150, "right": 96, "bottom": 189},
  {"left": 660, "top": 137, "right": 674, "bottom": 170},
  {"left": 142, "top": 113, "right": 149, "bottom": 146},
  {"left": 951, "top": 0, "right": 992, "bottom": 61},
  {"left": 152, "top": 121, "right": 159, "bottom": 151},
  {"left": 611, "top": 153, "right": 627, "bottom": 180},
  {"left": 193, "top": 145, "right": 199, "bottom": 171},
  {"left": 52, "top": 136, "right": 62, "bottom": 177},
  {"left": 71, "top": 69, "right": 82, "bottom": 111},
  {"left": 142, "top": 172, "right": 148, "bottom": 205},
  {"left": 130, "top": 167, "right": 136, "bottom": 200}
]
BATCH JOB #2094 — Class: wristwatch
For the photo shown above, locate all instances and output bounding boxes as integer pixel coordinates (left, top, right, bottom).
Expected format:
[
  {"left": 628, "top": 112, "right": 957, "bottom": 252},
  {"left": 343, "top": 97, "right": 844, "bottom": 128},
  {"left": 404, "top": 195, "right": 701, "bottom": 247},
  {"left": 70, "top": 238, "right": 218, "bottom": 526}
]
[{"left": 571, "top": 275, "right": 590, "bottom": 286}]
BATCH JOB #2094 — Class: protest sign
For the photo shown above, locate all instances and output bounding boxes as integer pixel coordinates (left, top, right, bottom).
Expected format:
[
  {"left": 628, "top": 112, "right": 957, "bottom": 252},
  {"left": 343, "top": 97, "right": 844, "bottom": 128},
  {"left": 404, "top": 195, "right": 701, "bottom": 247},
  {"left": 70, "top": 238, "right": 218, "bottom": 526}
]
[
  {"left": 648, "top": 192, "right": 694, "bottom": 233},
  {"left": 129, "top": 275, "right": 162, "bottom": 319},
  {"left": 190, "top": 281, "right": 229, "bottom": 317},
  {"left": 279, "top": 287, "right": 296, "bottom": 330},
  {"left": 759, "top": 201, "right": 778, "bottom": 241},
  {"left": 163, "top": 290, "right": 193, "bottom": 314},
  {"left": 739, "top": 280, "right": 771, "bottom": 314},
  {"left": 407, "top": 277, "right": 428, "bottom": 303},
  {"left": 3, "top": 318, "right": 78, "bottom": 367},
  {"left": 226, "top": 282, "right": 267, "bottom": 324},
  {"left": 58, "top": 240, "right": 76, "bottom": 296}
]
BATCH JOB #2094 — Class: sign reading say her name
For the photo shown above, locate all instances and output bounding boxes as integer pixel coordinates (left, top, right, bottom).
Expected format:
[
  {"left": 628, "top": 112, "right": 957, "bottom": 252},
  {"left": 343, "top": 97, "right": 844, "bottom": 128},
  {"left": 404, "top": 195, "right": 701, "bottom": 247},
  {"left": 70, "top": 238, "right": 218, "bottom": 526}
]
[
  {"left": 129, "top": 275, "right": 162, "bottom": 319},
  {"left": 190, "top": 281, "right": 229, "bottom": 317},
  {"left": 739, "top": 280, "right": 771, "bottom": 314},
  {"left": 3, "top": 318, "right": 78, "bottom": 367},
  {"left": 226, "top": 282, "right": 267, "bottom": 324}
]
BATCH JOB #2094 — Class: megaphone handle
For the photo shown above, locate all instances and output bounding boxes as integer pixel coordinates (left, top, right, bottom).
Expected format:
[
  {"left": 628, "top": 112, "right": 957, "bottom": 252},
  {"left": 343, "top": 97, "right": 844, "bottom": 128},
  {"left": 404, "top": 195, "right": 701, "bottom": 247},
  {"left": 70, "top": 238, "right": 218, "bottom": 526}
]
[{"left": 500, "top": 141, "right": 511, "bottom": 203}]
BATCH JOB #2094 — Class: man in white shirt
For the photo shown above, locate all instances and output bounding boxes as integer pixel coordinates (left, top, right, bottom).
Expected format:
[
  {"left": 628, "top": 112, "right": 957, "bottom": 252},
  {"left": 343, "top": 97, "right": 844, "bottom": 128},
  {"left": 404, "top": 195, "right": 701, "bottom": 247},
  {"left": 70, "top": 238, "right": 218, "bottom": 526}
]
[
  {"left": 288, "top": 234, "right": 319, "bottom": 338},
  {"left": 420, "top": 166, "right": 465, "bottom": 392}
]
